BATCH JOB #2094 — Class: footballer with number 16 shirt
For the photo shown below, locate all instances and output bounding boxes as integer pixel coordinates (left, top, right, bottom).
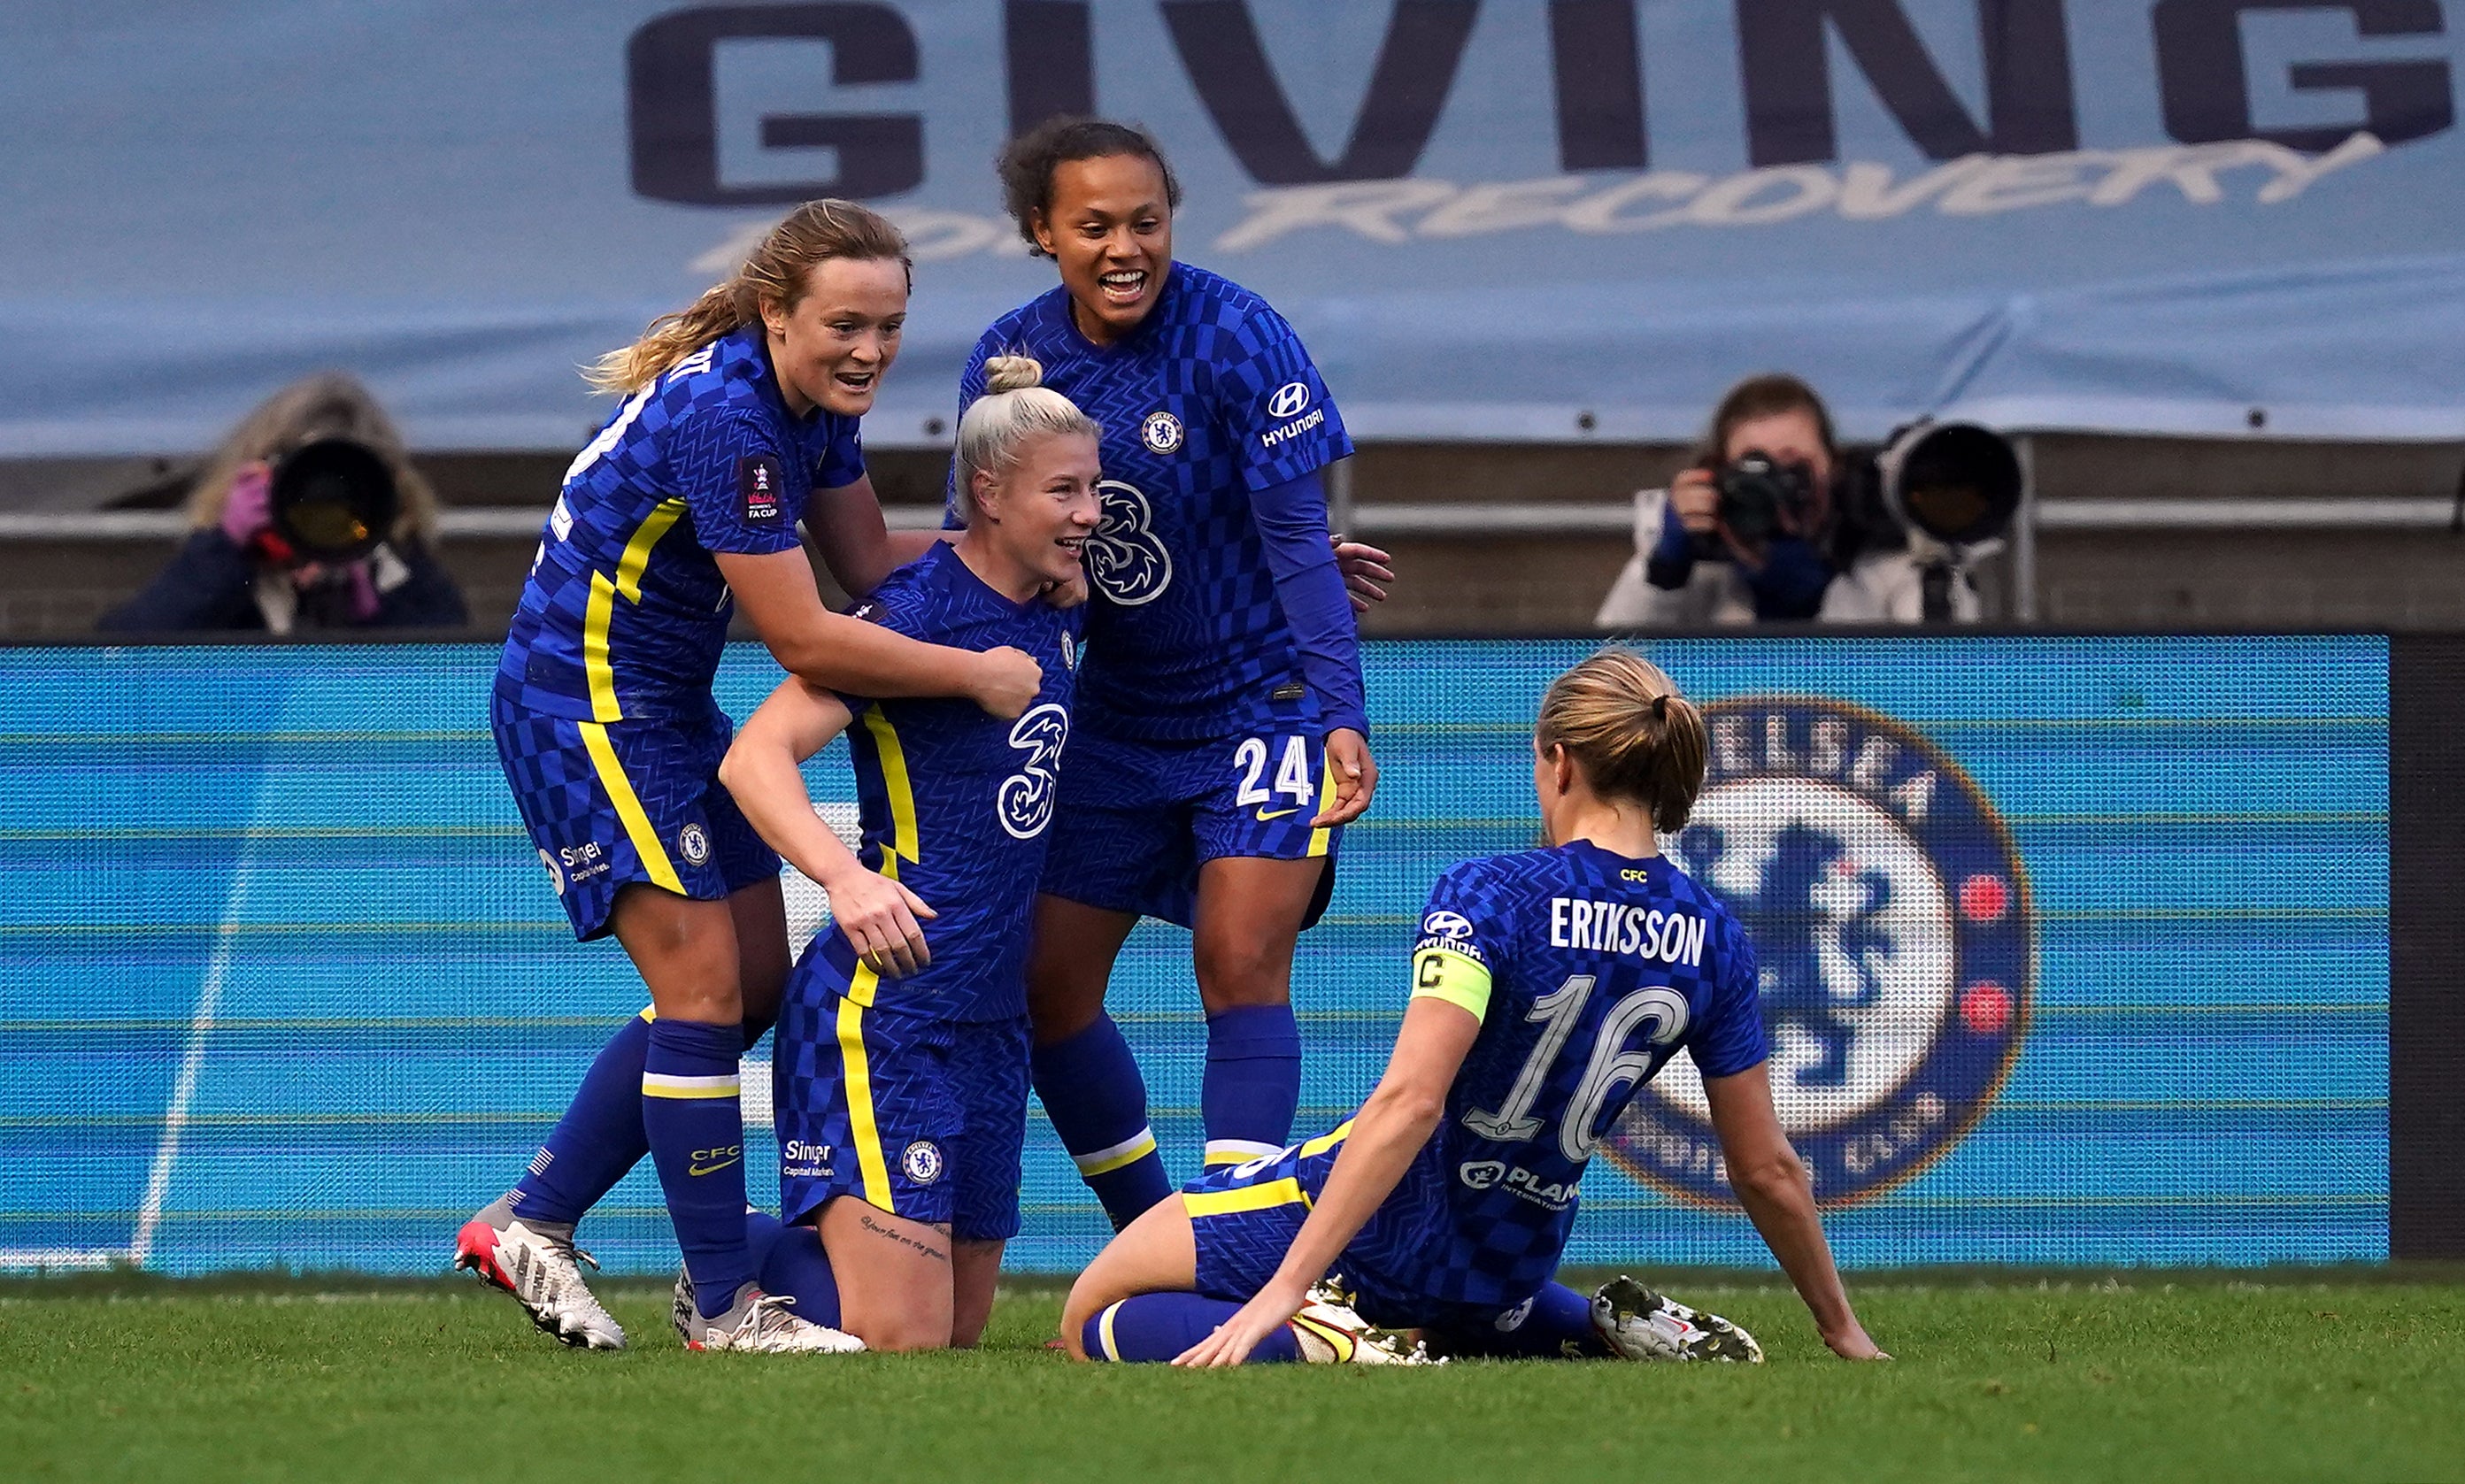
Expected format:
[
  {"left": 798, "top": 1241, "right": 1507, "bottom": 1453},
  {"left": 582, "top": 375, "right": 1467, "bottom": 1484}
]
[{"left": 1062, "top": 652, "right": 1888, "bottom": 1368}]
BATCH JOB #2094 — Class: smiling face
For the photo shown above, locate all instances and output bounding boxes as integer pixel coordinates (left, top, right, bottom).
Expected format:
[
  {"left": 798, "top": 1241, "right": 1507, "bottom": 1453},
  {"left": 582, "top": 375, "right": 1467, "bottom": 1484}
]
[
  {"left": 967, "top": 429, "right": 1103, "bottom": 596},
  {"left": 760, "top": 256, "right": 908, "bottom": 418},
  {"left": 1032, "top": 154, "right": 1174, "bottom": 345}
]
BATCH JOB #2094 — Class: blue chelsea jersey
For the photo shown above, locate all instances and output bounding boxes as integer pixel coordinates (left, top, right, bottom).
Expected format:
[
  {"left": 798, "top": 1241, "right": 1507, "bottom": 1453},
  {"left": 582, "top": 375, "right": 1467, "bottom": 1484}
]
[
  {"left": 1358, "top": 842, "right": 1768, "bottom": 1309},
  {"left": 818, "top": 542, "right": 1083, "bottom": 1023},
  {"left": 498, "top": 326, "right": 867, "bottom": 723},
  {"left": 958, "top": 264, "right": 1353, "bottom": 742}
]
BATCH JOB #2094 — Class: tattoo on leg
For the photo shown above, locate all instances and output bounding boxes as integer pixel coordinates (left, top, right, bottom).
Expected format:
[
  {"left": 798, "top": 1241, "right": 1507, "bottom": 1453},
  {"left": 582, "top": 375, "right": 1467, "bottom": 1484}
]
[{"left": 858, "top": 1211, "right": 950, "bottom": 1263}]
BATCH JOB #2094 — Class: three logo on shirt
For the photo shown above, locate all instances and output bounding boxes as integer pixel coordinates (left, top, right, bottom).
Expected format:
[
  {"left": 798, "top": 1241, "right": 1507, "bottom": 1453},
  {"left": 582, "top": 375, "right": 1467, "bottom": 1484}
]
[
  {"left": 1603, "top": 696, "right": 2032, "bottom": 1209},
  {"left": 997, "top": 704, "right": 1072, "bottom": 841},
  {"left": 738, "top": 453, "right": 784, "bottom": 522},
  {"left": 1086, "top": 480, "right": 1174, "bottom": 606}
]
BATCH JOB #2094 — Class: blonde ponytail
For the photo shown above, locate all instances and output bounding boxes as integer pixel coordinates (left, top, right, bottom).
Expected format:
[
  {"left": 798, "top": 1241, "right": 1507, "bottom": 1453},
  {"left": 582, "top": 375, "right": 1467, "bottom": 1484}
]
[{"left": 585, "top": 199, "right": 911, "bottom": 396}]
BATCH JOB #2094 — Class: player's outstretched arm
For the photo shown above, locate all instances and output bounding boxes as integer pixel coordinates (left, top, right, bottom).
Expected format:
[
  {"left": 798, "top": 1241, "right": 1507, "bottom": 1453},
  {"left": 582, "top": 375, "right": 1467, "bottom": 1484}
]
[
  {"left": 804, "top": 475, "right": 947, "bottom": 599},
  {"left": 1175, "top": 998, "right": 1480, "bottom": 1367},
  {"left": 1704, "top": 1064, "right": 1889, "bottom": 1360},
  {"left": 716, "top": 547, "right": 1041, "bottom": 719},
  {"left": 719, "top": 678, "right": 936, "bottom": 977}
]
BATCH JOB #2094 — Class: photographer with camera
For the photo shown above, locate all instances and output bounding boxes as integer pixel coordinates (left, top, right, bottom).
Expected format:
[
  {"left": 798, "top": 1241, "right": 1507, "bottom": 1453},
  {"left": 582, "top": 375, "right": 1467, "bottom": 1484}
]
[
  {"left": 1596, "top": 374, "right": 1840, "bottom": 627},
  {"left": 1597, "top": 375, "right": 2022, "bottom": 628},
  {"left": 100, "top": 373, "right": 468, "bottom": 634}
]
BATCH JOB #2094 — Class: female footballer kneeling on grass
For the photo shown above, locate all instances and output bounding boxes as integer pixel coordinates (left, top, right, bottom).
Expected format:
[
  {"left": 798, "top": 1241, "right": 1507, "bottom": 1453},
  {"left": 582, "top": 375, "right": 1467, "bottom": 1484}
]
[
  {"left": 962, "top": 118, "right": 1391, "bottom": 1230},
  {"left": 710, "top": 359, "right": 1098, "bottom": 1349},
  {"left": 458, "top": 203, "right": 1046, "bottom": 1354},
  {"left": 1060, "top": 650, "right": 1889, "bottom": 1366}
]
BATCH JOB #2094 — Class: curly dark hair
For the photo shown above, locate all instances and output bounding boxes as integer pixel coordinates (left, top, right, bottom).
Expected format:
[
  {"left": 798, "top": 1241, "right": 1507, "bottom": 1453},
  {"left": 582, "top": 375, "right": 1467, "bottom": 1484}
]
[{"left": 996, "top": 116, "right": 1183, "bottom": 258}]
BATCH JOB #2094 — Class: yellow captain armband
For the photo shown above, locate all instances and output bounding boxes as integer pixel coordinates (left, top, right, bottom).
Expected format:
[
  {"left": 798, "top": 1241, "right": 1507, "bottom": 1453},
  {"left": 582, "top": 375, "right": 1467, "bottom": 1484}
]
[{"left": 1411, "top": 942, "right": 1493, "bottom": 1023}]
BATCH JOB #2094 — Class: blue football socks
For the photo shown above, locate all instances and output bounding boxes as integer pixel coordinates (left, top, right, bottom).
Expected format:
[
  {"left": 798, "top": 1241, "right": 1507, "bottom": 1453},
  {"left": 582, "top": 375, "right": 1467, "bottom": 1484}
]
[
  {"left": 1424, "top": 1282, "right": 1611, "bottom": 1359},
  {"left": 1199, "top": 1003, "right": 1302, "bottom": 1170},
  {"left": 642, "top": 1017, "right": 755, "bottom": 1319},
  {"left": 505, "top": 1011, "right": 653, "bottom": 1227},
  {"left": 1081, "top": 1293, "right": 1301, "bottom": 1364},
  {"left": 1032, "top": 1014, "right": 1171, "bottom": 1229},
  {"left": 744, "top": 1209, "right": 842, "bottom": 1327},
  {"left": 505, "top": 1009, "right": 779, "bottom": 1228}
]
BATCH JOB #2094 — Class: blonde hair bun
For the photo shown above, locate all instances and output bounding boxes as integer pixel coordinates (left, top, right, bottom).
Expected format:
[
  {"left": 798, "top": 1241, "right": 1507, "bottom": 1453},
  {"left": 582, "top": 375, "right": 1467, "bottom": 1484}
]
[
  {"left": 982, "top": 355, "right": 1046, "bottom": 395},
  {"left": 948, "top": 360, "right": 1100, "bottom": 527}
]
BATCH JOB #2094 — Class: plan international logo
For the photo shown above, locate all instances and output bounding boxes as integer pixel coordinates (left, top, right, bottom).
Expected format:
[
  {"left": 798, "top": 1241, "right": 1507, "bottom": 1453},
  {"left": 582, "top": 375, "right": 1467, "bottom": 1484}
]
[{"left": 1605, "top": 697, "right": 2030, "bottom": 1208}]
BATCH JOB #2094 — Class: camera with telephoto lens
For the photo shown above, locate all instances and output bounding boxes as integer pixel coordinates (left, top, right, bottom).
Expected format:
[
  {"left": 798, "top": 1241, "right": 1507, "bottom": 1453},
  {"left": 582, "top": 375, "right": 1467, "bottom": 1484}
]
[
  {"left": 255, "top": 438, "right": 400, "bottom": 565},
  {"left": 1860, "top": 421, "right": 2021, "bottom": 548},
  {"left": 1832, "top": 420, "right": 2023, "bottom": 621},
  {"left": 1709, "top": 450, "right": 1817, "bottom": 547}
]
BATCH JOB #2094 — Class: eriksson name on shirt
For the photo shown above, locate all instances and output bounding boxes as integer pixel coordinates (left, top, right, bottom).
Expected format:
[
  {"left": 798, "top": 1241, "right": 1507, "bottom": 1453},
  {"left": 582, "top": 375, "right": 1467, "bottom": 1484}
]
[{"left": 1547, "top": 897, "right": 1706, "bottom": 966}]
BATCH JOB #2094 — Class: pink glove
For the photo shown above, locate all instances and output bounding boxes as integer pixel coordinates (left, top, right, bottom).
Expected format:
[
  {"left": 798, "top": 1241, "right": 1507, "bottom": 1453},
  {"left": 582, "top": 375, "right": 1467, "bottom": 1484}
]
[{"left": 220, "top": 463, "right": 274, "bottom": 548}]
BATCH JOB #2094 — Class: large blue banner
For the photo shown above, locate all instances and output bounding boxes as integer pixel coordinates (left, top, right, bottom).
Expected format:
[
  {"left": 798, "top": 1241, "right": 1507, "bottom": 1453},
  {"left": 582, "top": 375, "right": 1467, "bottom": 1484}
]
[
  {"left": 3, "top": 3, "right": 2461, "bottom": 455},
  {"left": 0, "top": 636, "right": 2387, "bottom": 1274}
]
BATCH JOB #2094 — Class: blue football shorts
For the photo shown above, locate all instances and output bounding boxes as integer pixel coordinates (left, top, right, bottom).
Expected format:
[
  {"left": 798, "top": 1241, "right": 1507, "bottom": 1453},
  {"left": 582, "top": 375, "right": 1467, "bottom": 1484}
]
[
  {"left": 490, "top": 691, "right": 779, "bottom": 941},
  {"left": 1039, "top": 711, "right": 1344, "bottom": 929},
  {"left": 772, "top": 953, "right": 1032, "bottom": 1243},
  {"left": 1182, "top": 1124, "right": 1526, "bottom": 1333}
]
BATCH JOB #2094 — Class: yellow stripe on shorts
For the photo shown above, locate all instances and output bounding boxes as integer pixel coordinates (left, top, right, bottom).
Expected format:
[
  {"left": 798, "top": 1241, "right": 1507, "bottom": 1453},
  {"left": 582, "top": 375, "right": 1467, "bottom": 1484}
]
[
  {"left": 1306, "top": 752, "right": 1340, "bottom": 857},
  {"left": 836, "top": 963, "right": 893, "bottom": 1210},
  {"left": 577, "top": 720, "right": 682, "bottom": 893},
  {"left": 1183, "top": 1177, "right": 1312, "bottom": 1218}
]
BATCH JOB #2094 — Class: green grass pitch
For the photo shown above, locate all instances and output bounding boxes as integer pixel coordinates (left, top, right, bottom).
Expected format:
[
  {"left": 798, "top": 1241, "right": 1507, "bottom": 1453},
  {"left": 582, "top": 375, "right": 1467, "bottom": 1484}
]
[{"left": 4, "top": 1269, "right": 2461, "bottom": 1482}]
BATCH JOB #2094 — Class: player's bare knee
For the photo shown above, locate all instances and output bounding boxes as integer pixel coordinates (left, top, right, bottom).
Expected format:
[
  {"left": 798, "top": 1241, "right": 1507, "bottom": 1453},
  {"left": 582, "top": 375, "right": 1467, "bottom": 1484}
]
[
  {"left": 1193, "top": 942, "right": 1290, "bottom": 1011},
  {"left": 1026, "top": 969, "right": 1108, "bottom": 1043},
  {"left": 650, "top": 980, "right": 742, "bottom": 1025},
  {"left": 1059, "top": 1288, "right": 1104, "bottom": 1360}
]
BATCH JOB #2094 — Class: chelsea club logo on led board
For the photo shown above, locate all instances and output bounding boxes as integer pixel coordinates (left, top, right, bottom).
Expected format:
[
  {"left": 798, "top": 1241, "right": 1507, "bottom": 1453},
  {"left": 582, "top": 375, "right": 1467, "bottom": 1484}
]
[{"left": 1605, "top": 696, "right": 2032, "bottom": 1208}]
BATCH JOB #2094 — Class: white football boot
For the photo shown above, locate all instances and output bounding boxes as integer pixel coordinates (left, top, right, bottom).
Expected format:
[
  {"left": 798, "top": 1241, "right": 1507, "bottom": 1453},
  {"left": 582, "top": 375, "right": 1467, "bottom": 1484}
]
[
  {"left": 1288, "top": 1280, "right": 1443, "bottom": 1365},
  {"left": 1591, "top": 1275, "right": 1764, "bottom": 1362},
  {"left": 454, "top": 1209, "right": 626, "bottom": 1350},
  {"left": 673, "top": 1274, "right": 865, "bottom": 1355}
]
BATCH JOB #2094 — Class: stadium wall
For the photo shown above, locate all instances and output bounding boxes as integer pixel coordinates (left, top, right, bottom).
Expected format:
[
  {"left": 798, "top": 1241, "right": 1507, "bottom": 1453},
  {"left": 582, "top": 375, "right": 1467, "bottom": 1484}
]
[{"left": 0, "top": 634, "right": 2422, "bottom": 1276}]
